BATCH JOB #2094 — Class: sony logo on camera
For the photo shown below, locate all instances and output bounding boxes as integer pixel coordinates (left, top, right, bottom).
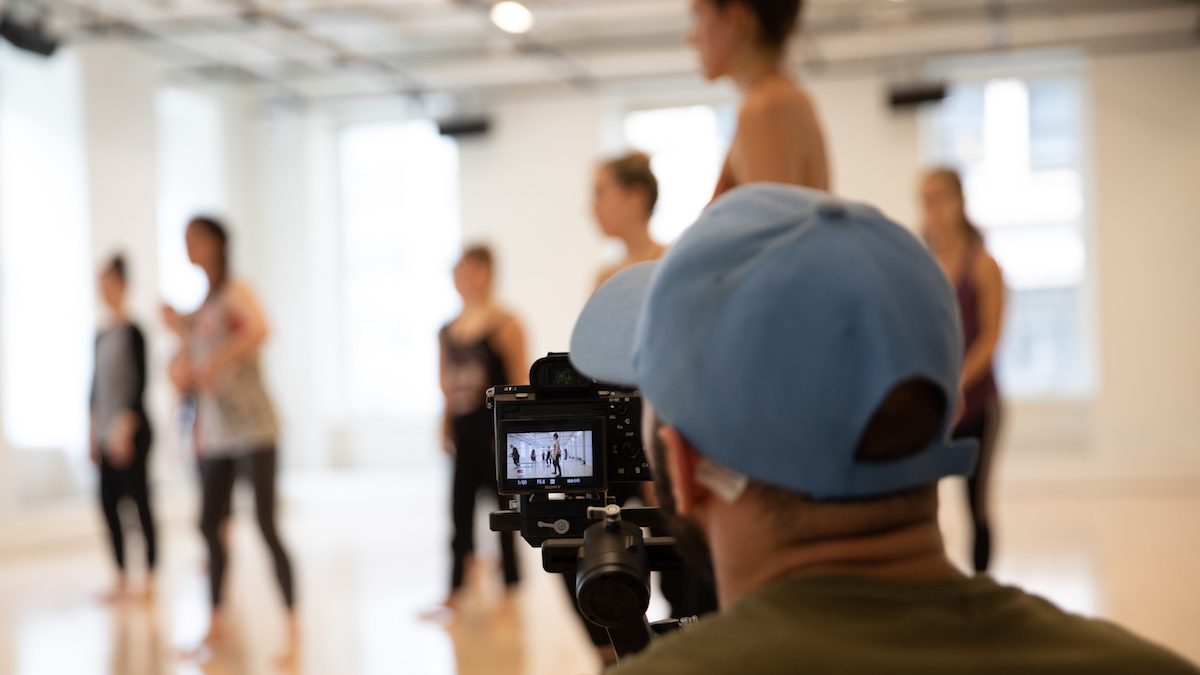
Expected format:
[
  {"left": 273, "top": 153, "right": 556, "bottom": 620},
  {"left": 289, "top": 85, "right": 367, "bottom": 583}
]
[{"left": 488, "top": 353, "right": 649, "bottom": 496}]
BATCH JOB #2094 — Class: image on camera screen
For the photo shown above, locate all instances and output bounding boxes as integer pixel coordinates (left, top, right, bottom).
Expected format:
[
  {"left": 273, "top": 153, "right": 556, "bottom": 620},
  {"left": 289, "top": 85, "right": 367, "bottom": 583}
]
[{"left": 505, "top": 430, "right": 594, "bottom": 482}]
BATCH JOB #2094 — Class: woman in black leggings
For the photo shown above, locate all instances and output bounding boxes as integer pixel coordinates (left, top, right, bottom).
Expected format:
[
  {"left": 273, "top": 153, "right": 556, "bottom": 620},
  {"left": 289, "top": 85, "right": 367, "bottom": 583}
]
[
  {"left": 163, "top": 217, "right": 297, "bottom": 664},
  {"left": 436, "top": 245, "right": 527, "bottom": 614},
  {"left": 90, "top": 254, "right": 156, "bottom": 600}
]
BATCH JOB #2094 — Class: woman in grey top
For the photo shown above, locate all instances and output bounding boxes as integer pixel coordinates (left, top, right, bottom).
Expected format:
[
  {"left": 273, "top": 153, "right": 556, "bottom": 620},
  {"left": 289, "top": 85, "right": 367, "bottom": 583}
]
[
  {"left": 90, "top": 254, "right": 156, "bottom": 601},
  {"left": 163, "top": 216, "right": 297, "bottom": 665}
]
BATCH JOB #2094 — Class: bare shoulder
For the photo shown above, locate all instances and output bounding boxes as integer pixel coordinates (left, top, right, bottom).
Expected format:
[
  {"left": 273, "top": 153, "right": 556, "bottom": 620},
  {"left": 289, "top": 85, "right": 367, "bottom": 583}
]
[
  {"left": 739, "top": 77, "right": 817, "bottom": 124},
  {"left": 494, "top": 308, "right": 524, "bottom": 335},
  {"left": 973, "top": 247, "right": 1004, "bottom": 285},
  {"left": 226, "top": 278, "right": 260, "bottom": 303}
]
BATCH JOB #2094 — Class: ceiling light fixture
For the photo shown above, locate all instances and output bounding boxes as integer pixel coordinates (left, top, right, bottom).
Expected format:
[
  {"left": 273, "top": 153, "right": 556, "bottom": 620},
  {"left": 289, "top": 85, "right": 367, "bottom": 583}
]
[{"left": 490, "top": 1, "right": 534, "bottom": 35}]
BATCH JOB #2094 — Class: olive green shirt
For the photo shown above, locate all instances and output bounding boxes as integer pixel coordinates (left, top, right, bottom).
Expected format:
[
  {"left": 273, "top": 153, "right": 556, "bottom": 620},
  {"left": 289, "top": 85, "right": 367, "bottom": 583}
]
[{"left": 610, "top": 575, "right": 1196, "bottom": 674}]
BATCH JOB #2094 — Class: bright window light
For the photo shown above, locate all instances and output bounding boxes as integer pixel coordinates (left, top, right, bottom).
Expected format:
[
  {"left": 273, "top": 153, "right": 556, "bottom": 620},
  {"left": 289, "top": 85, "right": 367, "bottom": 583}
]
[
  {"left": 0, "top": 45, "right": 92, "bottom": 452},
  {"left": 623, "top": 105, "right": 731, "bottom": 243},
  {"left": 490, "top": 2, "right": 534, "bottom": 35},
  {"left": 156, "top": 87, "right": 226, "bottom": 313},
  {"left": 923, "top": 75, "right": 1093, "bottom": 397},
  {"left": 337, "top": 120, "right": 461, "bottom": 418}
]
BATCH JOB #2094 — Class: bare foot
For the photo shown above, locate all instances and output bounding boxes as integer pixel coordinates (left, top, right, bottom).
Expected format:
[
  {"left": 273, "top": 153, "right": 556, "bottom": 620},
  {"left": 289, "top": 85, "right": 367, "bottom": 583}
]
[
  {"left": 494, "top": 587, "right": 519, "bottom": 617},
  {"left": 178, "top": 614, "right": 225, "bottom": 663},
  {"left": 202, "top": 614, "right": 227, "bottom": 647},
  {"left": 99, "top": 576, "right": 129, "bottom": 604},
  {"left": 139, "top": 576, "right": 157, "bottom": 603},
  {"left": 418, "top": 592, "right": 460, "bottom": 624},
  {"left": 274, "top": 614, "right": 300, "bottom": 671}
]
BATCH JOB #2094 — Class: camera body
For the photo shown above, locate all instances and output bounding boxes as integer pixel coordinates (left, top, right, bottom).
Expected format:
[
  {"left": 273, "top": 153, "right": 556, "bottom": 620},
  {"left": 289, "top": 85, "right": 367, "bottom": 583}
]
[
  {"left": 489, "top": 353, "right": 649, "bottom": 497},
  {"left": 488, "top": 354, "right": 689, "bottom": 659}
]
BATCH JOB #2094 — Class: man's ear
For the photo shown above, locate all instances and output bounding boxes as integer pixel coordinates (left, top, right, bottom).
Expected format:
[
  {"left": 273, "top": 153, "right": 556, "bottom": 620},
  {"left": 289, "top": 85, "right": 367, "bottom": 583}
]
[{"left": 658, "top": 425, "right": 709, "bottom": 516}]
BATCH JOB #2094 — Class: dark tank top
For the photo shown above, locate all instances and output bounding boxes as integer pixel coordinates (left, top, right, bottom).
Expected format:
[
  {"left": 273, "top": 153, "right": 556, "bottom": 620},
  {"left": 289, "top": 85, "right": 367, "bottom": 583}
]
[
  {"left": 955, "top": 244, "right": 1000, "bottom": 428},
  {"left": 440, "top": 321, "right": 510, "bottom": 446}
]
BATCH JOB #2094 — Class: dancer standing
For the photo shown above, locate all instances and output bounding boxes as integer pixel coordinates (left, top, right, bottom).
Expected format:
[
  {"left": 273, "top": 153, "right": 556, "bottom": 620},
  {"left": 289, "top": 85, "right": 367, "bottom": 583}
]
[
  {"left": 162, "top": 216, "right": 297, "bottom": 664},
  {"left": 688, "top": 0, "right": 830, "bottom": 198},
  {"left": 438, "top": 245, "right": 527, "bottom": 612},
  {"left": 919, "top": 168, "right": 1006, "bottom": 572},
  {"left": 90, "top": 254, "right": 157, "bottom": 601}
]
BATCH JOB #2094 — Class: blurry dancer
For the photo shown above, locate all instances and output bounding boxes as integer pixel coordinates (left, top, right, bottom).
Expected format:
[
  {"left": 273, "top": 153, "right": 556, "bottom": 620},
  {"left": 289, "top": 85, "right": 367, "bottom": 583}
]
[
  {"left": 919, "top": 168, "right": 1006, "bottom": 572},
  {"left": 551, "top": 433, "right": 562, "bottom": 477},
  {"left": 438, "top": 245, "right": 527, "bottom": 612},
  {"left": 585, "top": 153, "right": 719, "bottom": 664},
  {"left": 161, "top": 216, "right": 297, "bottom": 663},
  {"left": 688, "top": 0, "right": 830, "bottom": 198},
  {"left": 593, "top": 151, "right": 667, "bottom": 288},
  {"left": 90, "top": 254, "right": 157, "bottom": 601}
]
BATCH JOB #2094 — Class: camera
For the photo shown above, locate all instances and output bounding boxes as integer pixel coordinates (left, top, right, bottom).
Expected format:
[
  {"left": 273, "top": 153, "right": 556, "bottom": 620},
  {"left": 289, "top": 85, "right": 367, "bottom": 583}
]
[
  {"left": 488, "top": 354, "right": 688, "bottom": 660},
  {"left": 490, "top": 353, "right": 649, "bottom": 497}
]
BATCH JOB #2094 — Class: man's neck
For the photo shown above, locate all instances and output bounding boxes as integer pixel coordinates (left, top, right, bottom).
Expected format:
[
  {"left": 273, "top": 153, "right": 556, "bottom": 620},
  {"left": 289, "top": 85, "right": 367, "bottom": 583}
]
[{"left": 709, "top": 514, "right": 963, "bottom": 607}]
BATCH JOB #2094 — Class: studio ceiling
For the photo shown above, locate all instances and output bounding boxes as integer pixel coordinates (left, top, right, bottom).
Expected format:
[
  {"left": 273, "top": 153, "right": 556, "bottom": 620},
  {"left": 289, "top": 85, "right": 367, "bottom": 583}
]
[{"left": 33, "top": 0, "right": 1200, "bottom": 102}]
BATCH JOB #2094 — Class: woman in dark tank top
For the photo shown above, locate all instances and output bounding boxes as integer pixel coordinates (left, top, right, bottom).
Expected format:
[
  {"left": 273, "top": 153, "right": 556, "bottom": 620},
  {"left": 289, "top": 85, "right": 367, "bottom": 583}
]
[
  {"left": 919, "top": 168, "right": 1006, "bottom": 573},
  {"left": 433, "top": 244, "right": 528, "bottom": 616}
]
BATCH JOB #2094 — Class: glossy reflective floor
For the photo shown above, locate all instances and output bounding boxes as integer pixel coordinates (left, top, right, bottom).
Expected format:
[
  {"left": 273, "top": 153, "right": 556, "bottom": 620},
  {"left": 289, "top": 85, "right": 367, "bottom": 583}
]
[{"left": 1, "top": 454, "right": 1198, "bottom": 675}]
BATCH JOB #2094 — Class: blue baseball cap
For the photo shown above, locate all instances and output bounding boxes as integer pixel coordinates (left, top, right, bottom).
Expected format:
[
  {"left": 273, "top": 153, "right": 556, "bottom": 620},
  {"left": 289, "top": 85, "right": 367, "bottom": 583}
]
[{"left": 570, "top": 184, "right": 977, "bottom": 500}]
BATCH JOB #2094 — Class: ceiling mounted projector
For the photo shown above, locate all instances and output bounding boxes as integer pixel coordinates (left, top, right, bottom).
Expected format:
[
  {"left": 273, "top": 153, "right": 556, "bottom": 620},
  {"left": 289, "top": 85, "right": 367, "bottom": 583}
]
[{"left": 0, "top": 11, "right": 60, "bottom": 57}]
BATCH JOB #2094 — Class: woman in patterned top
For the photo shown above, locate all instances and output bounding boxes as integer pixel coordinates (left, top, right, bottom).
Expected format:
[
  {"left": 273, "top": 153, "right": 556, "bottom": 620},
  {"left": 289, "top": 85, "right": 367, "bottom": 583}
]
[{"left": 163, "top": 216, "right": 298, "bottom": 665}]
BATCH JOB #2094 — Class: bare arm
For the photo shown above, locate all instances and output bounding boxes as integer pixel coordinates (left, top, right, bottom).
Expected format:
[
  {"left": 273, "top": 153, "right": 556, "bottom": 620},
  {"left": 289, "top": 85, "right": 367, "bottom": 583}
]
[
  {"left": 494, "top": 313, "right": 529, "bottom": 386},
  {"left": 203, "top": 282, "right": 269, "bottom": 381},
  {"left": 962, "top": 253, "right": 1006, "bottom": 389}
]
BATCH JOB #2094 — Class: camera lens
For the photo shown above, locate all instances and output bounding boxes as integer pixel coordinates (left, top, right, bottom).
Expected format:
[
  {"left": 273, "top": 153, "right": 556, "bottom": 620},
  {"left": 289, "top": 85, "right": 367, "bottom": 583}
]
[{"left": 579, "top": 574, "right": 649, "bottom": 626}]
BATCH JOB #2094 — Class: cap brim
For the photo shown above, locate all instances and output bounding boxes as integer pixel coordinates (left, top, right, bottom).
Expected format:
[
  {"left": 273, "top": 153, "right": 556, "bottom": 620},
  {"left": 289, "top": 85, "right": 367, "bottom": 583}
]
[{"left": 569, "top": 261, "right": 659, "bottom": 387}]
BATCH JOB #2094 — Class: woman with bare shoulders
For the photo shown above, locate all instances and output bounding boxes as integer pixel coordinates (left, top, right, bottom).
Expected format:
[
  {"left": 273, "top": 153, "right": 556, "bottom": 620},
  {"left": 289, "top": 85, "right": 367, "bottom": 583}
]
[
  {"left": 436, "top": 245, "right": 527, "bottom": 615},
  {"left": 161, "top": 216, "right": 298, "bottom": 665},
  {"left": 688, "top": 0, "right": 830, "bottom": 198},
  {"left": 919, "top": 168, "right": 1006, "bottom": 573},
  {"left": 592, "top": 152, "right": 667, "bottom": 289}
]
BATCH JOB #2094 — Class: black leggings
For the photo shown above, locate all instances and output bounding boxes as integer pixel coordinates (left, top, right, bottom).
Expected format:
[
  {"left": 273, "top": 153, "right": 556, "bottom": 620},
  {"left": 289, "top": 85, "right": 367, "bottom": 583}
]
[
  {"left": 98, "top": 422, "right": 156, "bottom": 572},
  {"left": 199, "top": 447, "right": 295, "bottom": 609},
  {"left": 953, "top": 401, "right": 1002, "bottom": 573},
  {"left": 450, "top": 416, "right": 519, "bottom": 591}
]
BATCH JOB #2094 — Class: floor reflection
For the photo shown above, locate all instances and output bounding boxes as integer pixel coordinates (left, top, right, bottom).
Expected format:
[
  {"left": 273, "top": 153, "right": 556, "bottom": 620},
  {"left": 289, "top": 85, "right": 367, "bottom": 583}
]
[{"left": 0, "top": 466, "right": 1196, "bottom": 674}]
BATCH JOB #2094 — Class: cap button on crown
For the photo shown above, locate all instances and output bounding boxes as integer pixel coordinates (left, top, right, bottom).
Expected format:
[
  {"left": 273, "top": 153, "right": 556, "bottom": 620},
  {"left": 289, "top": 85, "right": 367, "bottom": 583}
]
[{"left": 817, "top": 199, "right": 848, "bottom": 219}]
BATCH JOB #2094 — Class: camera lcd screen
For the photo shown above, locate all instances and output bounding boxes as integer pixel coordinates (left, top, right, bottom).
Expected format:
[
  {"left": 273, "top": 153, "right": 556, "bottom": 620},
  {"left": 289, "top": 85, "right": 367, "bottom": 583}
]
[{"left": 498, "top": 420, "right": 605, "bottom": 494}]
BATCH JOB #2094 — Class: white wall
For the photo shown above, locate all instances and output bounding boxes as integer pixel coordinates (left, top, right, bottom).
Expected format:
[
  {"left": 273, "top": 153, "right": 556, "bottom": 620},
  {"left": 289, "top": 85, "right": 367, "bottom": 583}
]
[
  {"left": 1090, "top": 48, "right": 1200, "bottom": 456},
  {"left": 4, "top": 44, "right": 1197, "bottom": 529},
  {"left": 249, "top": 107, "right": 345, "bottom": 470},
  {"left": 78, "top": 44, "right": 169, "bottom": 465},
  {"left": 806, "top": 73, "right": 922, "bottom": 227},
  {"left": 458, "top": 95, "right": 614, "bottom": 359}
]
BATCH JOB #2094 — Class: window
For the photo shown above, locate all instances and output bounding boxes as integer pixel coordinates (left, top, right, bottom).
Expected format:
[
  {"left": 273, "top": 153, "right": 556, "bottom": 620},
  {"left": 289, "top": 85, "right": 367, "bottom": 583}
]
[
  {"left": 337, "top": 120, "right": 461, "bottom": 419},
  {"left": 0, "top": 45, "right": 93, "bottom": 451},
  {"left": 623, "top": 105, "right": 733, "bottom": 243},
  {"left": 156, "top": 88, "right": 226, "bottom": 312},
  {"left": 923, "top": 76, "right": 1093, "bottom": 397}
]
